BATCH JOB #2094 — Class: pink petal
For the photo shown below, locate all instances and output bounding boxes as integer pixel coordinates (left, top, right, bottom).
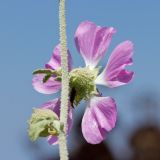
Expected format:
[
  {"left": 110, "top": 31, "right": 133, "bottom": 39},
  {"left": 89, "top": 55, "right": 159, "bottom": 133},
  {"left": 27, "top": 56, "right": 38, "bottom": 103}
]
[
  {"left": 41, "top": 98, "right": 61, "bottom": 115},
  {"left": 45, "top": 44, "right": 72, "bottom": 71},
  {"left": 95, "top": 41, "right": 134, "bottom": 87},
  {"left": 32, "top": 74, "right": 61, "bottom": 94},
  {"left": 47, "top": 136, "right": 58, "bottom": 145},
  {"left": 41, "top": 98, "right": 73, "bottom": 145},
  {"left": 82, "top": 107, "right": 105, "bottom": 144},
  {"left": 82, "top": 96, "right": 117, "bottom": 144},
  {"left": 75, "top": 21, "right": 116, "bottom": 68},
  {"left": 91, "top": 97, "right": 117, "bottom": 131}
]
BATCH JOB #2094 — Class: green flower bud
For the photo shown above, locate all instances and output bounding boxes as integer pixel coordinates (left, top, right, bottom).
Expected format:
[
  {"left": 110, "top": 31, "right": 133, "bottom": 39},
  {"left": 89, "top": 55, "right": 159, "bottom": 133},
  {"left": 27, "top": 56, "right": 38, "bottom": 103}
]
[{"left": 28, "top": 108, "right": 62, "bottom": 142}]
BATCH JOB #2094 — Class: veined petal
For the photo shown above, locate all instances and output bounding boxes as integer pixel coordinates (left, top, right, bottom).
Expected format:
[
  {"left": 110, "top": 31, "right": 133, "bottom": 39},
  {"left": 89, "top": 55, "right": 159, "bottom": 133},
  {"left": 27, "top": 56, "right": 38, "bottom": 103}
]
[
  {"left": 32, "top": 74, "right": 61, "bottom": 94},
  {"left": 82, "top": 96, "right": 117, "bottom": 144},
  {"left": 41, "top": 98, "right": 73, "bottom": 145},
  {"left": 82, "top": 107, "right": 105, "bottom": 144},
  {"left": 95, "top": 41, "right": 134, "bottom": 87},
  {"left": 45, "top": 44, "right": 72, "bottom": 71},
  {"left": 75, "top": 21, "right": 116, "bottom": 68},
  {"left": 91, "top": 97, "right": 117, "bottom": 131}
]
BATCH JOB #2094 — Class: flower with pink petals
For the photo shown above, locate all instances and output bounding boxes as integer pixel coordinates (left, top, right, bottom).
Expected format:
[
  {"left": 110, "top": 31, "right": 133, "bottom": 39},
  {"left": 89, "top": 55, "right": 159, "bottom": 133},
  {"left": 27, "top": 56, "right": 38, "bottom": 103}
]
[{"left": 32, "top": 21, "right": 134, "bottom": 144}]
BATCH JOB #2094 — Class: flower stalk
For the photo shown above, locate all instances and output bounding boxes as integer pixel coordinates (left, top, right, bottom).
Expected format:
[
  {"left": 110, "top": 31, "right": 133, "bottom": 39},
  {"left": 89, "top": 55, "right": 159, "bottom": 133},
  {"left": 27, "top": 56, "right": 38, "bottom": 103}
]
[{"left": 58, "top": 0, "right": 69, "bottom": 159}]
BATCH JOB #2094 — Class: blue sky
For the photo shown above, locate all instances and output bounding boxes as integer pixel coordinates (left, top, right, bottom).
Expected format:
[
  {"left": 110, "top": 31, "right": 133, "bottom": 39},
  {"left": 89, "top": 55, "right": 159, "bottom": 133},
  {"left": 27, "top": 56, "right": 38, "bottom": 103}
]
[{"left": 0, "top": 0, "right": 160, "bottom": 159}]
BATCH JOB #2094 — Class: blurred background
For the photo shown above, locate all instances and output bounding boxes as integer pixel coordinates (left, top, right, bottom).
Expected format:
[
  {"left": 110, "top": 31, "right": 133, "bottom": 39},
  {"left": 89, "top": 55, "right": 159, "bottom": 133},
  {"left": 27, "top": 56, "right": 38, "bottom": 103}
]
[{"left": 0, "top": 0, "right": 160, "bottom": 159}]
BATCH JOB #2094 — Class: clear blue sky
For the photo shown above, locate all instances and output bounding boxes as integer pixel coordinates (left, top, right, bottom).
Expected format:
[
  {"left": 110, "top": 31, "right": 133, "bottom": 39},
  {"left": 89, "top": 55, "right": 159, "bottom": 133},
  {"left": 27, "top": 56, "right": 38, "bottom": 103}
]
[{"left": 0, "top": 0, "right": 160, "bottom": 159}]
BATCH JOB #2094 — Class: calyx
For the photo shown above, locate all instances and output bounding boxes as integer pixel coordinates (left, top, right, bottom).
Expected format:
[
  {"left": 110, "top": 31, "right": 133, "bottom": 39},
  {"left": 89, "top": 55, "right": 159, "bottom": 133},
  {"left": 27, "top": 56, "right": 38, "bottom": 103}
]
[{"left": 69, "top": 67, "right": 99, "bottom": 105}]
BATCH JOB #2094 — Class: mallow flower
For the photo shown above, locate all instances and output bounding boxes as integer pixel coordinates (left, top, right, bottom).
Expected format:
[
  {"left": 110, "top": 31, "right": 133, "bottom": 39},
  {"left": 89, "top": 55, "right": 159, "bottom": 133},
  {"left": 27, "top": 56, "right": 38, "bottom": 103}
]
[{"left": 32, "top": 21, "right": 134, "bottom": 144}]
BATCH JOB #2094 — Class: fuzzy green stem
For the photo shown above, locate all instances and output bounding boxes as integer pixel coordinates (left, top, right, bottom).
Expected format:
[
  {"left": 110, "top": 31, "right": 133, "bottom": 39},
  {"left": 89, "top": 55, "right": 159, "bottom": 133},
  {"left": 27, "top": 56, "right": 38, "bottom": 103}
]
[{"left": 58, "top": 0, "right": 69, "bottom": 160}]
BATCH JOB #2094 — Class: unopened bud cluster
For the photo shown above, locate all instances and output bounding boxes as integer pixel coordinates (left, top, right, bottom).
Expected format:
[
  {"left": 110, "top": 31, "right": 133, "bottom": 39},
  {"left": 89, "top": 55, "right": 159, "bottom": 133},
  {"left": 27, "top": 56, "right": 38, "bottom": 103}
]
[{"left": 28, "top": 108, "right": 63, "bottom": 141}]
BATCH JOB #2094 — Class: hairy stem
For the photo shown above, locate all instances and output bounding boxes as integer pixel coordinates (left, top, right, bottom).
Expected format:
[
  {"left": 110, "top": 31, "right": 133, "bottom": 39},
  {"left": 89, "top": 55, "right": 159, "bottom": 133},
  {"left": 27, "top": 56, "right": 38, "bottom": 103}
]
[{"left": 58, "top": 0, "right": 69, "bottom": 160}]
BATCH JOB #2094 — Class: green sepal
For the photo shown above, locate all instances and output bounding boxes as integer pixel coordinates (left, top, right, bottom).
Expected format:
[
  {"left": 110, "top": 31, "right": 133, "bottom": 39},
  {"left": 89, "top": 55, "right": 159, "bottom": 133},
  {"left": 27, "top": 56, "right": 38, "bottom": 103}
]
[
  {"left": 33, "top": 69, "right": 62, "bottom": 76},
  {"left": 32, "top": 69, "right": 62, "bottom": 83},
  {"left": 55, "top": 76, "right": 62, "bottom": 81},
  {"left": 43, "top": 74, "right": 52, "bottom": 83},
  {"left": 69, "top": 67, "right": 99, "bottom": 106},
  {"left": 33, "top": 69, "right": 55, "bottom": 75}
]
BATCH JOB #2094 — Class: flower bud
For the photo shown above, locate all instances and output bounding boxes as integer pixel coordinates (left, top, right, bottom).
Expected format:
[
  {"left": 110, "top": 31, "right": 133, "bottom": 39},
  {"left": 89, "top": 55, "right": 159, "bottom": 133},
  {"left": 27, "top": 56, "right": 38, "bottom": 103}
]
[{"left": 28, "top": 108, "right": 62, "bottom": 141}]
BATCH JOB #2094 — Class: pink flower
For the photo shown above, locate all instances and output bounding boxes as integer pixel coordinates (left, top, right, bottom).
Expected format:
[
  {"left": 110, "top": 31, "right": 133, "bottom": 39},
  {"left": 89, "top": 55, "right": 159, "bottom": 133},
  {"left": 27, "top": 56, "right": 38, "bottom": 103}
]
[{"left": 32, "top": 21, "right": 134, "bottom": 144}]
